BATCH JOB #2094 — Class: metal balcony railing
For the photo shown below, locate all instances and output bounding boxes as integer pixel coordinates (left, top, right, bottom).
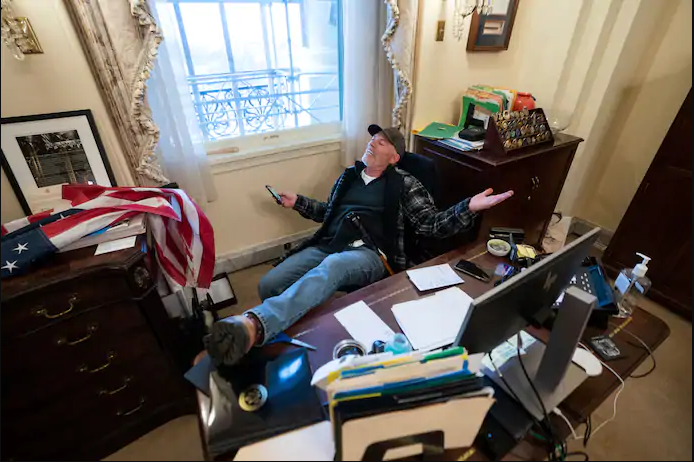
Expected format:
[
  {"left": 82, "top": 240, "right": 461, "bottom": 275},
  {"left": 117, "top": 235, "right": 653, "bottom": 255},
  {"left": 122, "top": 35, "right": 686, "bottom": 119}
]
[{"left": 188, "top": 68, "right": 340, "bottom": 140}]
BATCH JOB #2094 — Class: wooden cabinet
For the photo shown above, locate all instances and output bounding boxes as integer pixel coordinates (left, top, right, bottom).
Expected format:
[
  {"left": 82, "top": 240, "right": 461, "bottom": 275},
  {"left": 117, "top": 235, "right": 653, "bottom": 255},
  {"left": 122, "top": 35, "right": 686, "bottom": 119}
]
[
  {"left": 604, "top": 90, "right": 692, "bottom": 318},
  {"left": 1, "top": 239, "right": 194, "bottom": 460},
  {"left": 413, "top": 133, "right": 582, "bottom": 250}
]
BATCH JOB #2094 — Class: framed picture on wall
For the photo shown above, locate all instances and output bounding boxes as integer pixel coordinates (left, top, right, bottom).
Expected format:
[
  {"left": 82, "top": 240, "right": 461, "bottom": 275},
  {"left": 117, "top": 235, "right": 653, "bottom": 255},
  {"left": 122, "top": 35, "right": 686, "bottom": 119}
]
[
  {"left": 467, "top": 0, "right": 520, "bottom": 52},
  {"left": 1, "top": 109, "right": 116, "bottom": 215}
]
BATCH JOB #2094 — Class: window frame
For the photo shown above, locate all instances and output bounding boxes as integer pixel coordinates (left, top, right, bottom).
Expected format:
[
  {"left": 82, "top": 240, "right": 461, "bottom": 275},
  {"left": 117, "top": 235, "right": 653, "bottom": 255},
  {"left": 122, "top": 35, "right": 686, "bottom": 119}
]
[{"left": 166, "top": 0, "right": 344, "bottom": 158}]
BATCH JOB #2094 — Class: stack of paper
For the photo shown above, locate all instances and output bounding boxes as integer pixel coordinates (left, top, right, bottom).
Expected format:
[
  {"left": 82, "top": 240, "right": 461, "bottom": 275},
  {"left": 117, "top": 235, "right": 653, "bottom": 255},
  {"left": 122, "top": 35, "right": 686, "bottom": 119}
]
[
  {"left": 438, "top": 137, "right": 485, "bottom": 152},
  {"left": 392, "top": 287, "right": 474, "bottom": 351},
  {"left": 58, "top": 214, "right": 146, "bottom": 253},
  {"left": 334, "top": 301, "right": 395, "bottom": 349},
  {"left": 406, "top": 264, "right": 464, "bottom": 291}
]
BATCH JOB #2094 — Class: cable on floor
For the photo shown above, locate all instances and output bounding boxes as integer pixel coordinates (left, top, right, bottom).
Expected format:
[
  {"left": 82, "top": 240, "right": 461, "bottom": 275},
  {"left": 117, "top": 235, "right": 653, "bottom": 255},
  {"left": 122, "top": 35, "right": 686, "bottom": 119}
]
[
  {"left": 609, "top": 322, "right": 657, "bottom": 379},
  {"left": 583, "top": 415, "right": 592, "bottom": 448},
  {"left": 565, "top": 451, "right": 590, "bottom": 461},
  {"left": 553, "top": 407, "right": 579, "bottom": 440},
  {"left": 576, "top": 343, "right": 626, "bottom": 442}
]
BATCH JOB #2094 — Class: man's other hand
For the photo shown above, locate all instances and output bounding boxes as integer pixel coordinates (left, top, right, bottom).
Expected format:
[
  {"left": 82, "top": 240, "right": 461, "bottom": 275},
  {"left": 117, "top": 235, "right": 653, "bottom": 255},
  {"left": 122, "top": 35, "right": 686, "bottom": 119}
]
[
  {"left": 469, "top": 188, "right": 514, "bottom": 212},
  {"left": 278, "top": 191, "right": 297, "bottom": 208}
]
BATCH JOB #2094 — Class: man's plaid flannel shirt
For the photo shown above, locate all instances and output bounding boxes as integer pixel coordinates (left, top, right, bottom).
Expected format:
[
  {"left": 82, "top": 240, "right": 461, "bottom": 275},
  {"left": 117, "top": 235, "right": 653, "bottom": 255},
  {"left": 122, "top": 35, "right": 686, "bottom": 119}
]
[{"left": 293, "top": 166, "right": 478, "bottom": 270}]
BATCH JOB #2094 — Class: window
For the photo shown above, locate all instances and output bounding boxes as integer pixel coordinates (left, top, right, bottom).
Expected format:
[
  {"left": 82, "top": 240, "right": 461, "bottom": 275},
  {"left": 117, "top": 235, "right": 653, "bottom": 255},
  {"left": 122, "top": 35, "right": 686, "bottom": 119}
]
[{"left": 166, "top": 0, "right": 343, "bottom": 142}]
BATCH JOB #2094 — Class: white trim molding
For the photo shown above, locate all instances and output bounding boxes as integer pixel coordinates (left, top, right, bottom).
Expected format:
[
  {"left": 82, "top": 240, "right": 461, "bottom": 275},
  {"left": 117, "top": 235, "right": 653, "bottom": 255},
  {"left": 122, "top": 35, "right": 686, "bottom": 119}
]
[
  {"left": 209, "top": 137, "right": 342, "bottom": 175},
  {"left": 214, "top": 227, "right": 319, "bottom": 274}
]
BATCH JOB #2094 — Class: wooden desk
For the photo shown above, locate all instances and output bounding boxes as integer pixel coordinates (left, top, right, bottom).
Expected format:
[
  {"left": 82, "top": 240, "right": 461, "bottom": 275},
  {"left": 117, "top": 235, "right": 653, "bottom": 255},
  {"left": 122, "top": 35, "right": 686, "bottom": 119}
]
[
  {"left": 1, "top": 237, "right": 194, "bottom": 461},
  {"left": 413, "top": 133, "right": 583, "bottom": 250},
  {"left": 197, "top": 243, "right": 670, "bottom": 460}
]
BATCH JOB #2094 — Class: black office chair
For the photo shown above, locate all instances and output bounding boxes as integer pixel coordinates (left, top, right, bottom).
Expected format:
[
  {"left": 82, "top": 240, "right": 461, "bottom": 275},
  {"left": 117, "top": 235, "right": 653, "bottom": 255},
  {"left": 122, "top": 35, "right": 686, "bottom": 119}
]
[
  {"left": 398, "top": 152, "right": 439, "bottom": 266},
  {"left": 398, "top": 152, "right": 479, "bottom": 266}
]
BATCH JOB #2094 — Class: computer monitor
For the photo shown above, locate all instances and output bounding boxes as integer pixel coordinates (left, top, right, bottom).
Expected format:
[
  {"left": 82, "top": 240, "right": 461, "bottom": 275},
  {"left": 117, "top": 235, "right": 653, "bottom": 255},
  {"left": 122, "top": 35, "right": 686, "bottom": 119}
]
[{"left": 454, "top": 227, "right": 600, "bottom": 354}]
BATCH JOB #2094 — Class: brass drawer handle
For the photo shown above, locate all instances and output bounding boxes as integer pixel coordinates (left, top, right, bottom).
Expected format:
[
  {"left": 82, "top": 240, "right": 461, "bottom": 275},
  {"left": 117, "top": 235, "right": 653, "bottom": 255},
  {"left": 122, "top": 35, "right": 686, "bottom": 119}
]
[
  {"left": 56, "top": 323, "right": 99, "bottom": 346},
  {"left": 117, "top": 397, "right": 146, "bottom": 417},
  {"left": 32, "top": 295, "right": 79, "bottom": 319},
  {"left": 77, "top": 351, "right": 116, "bottom": 374},
  {"left": 99, "top": 376, "right": 132, "bottom": 396}
]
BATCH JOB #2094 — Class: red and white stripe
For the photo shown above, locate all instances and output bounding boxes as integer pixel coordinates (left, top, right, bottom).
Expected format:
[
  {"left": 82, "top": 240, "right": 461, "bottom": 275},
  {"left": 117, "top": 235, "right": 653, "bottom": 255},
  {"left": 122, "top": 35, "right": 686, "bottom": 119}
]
[
  {"left": 1, "top": 209, "right": 53, "bottom": 236},
  {"left": 60, "top": 185, "right": 215, "bottom": 288}
]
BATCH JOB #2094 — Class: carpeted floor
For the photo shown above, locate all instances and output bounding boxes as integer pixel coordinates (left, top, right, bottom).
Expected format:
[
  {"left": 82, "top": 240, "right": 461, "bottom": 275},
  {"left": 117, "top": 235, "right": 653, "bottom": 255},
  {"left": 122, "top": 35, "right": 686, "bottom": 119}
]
[{"left": 104, "top": 263, "right": 692, "bottom": 461}]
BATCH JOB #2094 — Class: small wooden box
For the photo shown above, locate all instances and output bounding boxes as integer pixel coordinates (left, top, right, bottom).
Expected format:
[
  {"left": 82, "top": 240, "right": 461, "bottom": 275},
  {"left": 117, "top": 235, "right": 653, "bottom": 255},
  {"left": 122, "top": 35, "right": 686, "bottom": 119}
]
[{"left": 484, "top": 108, "right": 554, "bottom": 154}]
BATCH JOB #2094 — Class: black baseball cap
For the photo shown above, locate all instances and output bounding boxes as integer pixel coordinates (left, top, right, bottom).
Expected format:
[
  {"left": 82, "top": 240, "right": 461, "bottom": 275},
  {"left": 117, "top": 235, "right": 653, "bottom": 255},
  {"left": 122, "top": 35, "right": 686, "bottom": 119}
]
[{"left": 368, "top": 124, "right": 405, "bottom": 158}]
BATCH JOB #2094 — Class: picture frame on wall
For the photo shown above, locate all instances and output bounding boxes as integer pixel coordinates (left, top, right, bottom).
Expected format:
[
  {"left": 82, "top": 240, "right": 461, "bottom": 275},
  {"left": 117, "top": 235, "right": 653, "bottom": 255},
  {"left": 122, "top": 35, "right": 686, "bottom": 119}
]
[
  {"left": 467, "top": 0, "right": 520, "bottom": 52},
  {"left": 1, "top": 109, "right": 116, "bottom": 215}
]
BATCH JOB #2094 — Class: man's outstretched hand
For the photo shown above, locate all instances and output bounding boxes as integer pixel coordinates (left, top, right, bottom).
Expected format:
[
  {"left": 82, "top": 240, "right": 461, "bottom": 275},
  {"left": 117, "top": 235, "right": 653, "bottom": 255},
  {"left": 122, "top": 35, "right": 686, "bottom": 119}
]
[
  {"left": 278, "top": 191, "right": 297, "bottom": 209},
  {"left": 469, "top": 188, "right": 514, "bottom": 213}
]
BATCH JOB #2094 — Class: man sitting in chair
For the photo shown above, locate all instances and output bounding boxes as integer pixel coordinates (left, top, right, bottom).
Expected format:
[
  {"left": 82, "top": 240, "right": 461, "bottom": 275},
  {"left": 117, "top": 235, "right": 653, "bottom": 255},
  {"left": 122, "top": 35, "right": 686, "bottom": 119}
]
[{"left": 205, "top": 124, "right": 514, "bottom": 365}]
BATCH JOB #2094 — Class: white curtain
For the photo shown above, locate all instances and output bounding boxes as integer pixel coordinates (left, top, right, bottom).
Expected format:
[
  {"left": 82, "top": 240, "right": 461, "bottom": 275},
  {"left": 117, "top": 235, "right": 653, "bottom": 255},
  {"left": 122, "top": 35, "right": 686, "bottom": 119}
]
[
  {"left": 146, "top": 0, "right": 218, "bottom": 205},
  {"left": 342, "top": 0, "right": 394, "bottom": 166}
]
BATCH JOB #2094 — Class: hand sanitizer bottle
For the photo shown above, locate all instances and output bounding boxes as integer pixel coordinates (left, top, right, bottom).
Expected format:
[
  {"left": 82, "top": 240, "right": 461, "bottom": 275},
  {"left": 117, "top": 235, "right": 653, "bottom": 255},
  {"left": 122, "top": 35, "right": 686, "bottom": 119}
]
[{"left": 614, "top": 253, "right": 652, "bottom": 318}]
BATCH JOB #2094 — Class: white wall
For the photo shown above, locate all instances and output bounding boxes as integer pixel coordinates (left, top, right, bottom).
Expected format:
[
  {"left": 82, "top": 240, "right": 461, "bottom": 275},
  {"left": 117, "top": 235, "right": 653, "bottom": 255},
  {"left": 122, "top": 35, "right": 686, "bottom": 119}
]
[
  {"left": 207, "top": 149, "right": 343, "bottom": 257},
  {"left": 410, "top": 0, "right": 692, "bottom": 232},
  {"left": 0, "top": 0, "right": 133, "bottom": 201},
  {"left": 575, "top": 0, "right": 692, "bottom": 230},
  {"left": 411, "top": 0, "right": 582, "bottom": 130}
]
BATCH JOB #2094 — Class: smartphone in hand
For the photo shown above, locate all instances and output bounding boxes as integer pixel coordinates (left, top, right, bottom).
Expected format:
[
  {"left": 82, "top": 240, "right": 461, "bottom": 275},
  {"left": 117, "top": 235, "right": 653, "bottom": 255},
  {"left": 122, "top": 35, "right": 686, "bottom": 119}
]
[{"left": 265, "top": 185, "right": 282, "bottom": 205}]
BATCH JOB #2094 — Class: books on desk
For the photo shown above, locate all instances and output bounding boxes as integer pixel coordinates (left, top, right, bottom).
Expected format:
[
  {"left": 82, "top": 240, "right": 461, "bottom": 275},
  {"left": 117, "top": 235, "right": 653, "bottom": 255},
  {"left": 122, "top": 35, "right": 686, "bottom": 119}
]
[{"left": 318, "top": 347, "right": 494, "bottom": 460}]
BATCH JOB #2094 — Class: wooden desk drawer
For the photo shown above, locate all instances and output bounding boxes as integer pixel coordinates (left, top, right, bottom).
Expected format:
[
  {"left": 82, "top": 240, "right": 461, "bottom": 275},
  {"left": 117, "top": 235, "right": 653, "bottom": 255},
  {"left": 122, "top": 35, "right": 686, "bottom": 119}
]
[
  {"left": 2, "top": 302, "right": 149, "bottom": 373},
  {"left": 2, "top": 326, "right": 163, "bottom": 411},
  {"left": 1, "top": 275, "right": 132, "bottom": 338},
  {"left": 2, "top": 354, "right": 183, "bottom": 460}
]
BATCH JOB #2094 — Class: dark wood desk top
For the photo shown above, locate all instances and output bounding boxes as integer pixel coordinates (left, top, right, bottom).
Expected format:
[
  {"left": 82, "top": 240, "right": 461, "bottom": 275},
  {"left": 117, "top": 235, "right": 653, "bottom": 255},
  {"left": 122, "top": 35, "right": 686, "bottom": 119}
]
[
  {"left": 198, "top": 243, "right": 670, "bottom": 461},
  {"left": 417, "top": 132, "right": 583, "bottom": 167},
  {"left": 1, "top": 235, "right": 148, "bottom": 300}
]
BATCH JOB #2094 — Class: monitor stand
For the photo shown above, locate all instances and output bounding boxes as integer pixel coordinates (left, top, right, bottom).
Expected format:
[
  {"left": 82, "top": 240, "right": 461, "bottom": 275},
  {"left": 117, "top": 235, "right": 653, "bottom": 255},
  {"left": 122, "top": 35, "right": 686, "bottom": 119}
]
[{"left": 485, "top": 286, "right": 597, "bottom": 423}]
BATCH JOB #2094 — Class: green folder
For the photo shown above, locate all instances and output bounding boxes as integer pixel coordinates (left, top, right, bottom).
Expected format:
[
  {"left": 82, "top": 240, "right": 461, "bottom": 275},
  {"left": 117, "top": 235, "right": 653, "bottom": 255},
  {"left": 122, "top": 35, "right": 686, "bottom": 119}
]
[
  {"left": 418, "top": 122, "right": 461, "bottom": 140},
  {"left": 459, "top": 96, "right": 501, "bottom": 127}
]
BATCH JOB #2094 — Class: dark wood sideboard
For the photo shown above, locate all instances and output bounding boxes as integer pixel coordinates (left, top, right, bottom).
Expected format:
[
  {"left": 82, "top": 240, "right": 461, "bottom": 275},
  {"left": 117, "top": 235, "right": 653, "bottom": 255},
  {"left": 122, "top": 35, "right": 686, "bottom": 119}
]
[
  {"left": 413, "top": 133, "right": 583, "bottom": 251},
  {"left": 1, "top": 238, "right": 194, "bottom": 460}
]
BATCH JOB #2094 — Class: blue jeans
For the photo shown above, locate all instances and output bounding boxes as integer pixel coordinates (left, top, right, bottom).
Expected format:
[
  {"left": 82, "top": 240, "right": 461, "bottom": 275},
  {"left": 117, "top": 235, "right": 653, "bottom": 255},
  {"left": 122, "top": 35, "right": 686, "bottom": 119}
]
[{"left": 248, "top": 246, "right": 387, "bottom": 344}]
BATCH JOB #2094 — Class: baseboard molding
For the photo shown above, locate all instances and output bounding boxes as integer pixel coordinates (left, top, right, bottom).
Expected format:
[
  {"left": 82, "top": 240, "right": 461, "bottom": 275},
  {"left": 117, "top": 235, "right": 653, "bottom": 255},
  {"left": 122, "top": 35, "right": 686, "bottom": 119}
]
[
  {"left": 214, "top": 227, "right": 319, "bottom": 274},
  {"left": 569, "top": 218, "right": 614, "bottom": 250}
]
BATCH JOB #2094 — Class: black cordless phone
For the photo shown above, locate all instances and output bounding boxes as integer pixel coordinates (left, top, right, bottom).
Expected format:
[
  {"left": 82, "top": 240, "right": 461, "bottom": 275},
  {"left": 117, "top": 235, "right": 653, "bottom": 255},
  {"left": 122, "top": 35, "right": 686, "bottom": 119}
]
[
  {"left": 454, "top": 259, "right": 492, "bottom": 283},
  {"left": 265, "top": 185, "right": 282, "bottom": 205}
]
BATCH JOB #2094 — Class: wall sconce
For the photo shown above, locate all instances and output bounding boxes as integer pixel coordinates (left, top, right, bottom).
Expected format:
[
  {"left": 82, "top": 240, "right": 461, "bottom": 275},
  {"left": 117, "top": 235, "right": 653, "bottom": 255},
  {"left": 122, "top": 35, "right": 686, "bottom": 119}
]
[{"left": 1, "top": 0, "right": 43, "bottom": 60}]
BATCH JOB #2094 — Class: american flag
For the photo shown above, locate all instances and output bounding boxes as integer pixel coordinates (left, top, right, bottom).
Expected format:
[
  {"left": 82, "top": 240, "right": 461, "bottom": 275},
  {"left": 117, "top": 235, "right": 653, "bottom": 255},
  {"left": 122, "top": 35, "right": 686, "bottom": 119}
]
[
  {"left": 1, "top": 209, "right": 54, "bottom": 236},
  {"left": 0, "top": 185, "right": 215, "bottom": 288}
]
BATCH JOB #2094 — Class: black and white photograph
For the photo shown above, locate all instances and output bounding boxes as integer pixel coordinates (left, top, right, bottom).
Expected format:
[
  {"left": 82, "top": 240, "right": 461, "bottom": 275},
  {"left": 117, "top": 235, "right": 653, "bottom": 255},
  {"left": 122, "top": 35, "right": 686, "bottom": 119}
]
[
  {"left": 1, "top": 110, "right": 116, "bottom": 215},
  {"left": 16, "top": 130, "right": 96, "bottom": 188}
]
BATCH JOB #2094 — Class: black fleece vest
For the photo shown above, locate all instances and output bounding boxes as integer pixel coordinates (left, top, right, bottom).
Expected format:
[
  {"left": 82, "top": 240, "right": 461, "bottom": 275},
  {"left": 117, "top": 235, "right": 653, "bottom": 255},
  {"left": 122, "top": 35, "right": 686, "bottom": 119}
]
[{"left": 299, "top": 163, "right": 405, "bottom": 267}]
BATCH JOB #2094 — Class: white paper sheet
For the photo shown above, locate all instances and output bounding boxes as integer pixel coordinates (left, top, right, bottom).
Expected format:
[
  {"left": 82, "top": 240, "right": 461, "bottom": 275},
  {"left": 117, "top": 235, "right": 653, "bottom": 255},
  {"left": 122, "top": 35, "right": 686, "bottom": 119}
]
[
  {"left": 406, "top": 264, "right": 464, "bottom": 291},
  {"left": 234, "top": 421, "right": 334, "bottom": 461},
  {"left": 94, "top": 236, "right": 137, "bottom": 255},
  {"left": 334, "top": 301, "right": 395, "bottom": 348},
  {"left": 392, "top": 287, "right": 473, "bottom": 351},
  {"left": 481, "top": 331, "right": 538, "bottom": 371}
]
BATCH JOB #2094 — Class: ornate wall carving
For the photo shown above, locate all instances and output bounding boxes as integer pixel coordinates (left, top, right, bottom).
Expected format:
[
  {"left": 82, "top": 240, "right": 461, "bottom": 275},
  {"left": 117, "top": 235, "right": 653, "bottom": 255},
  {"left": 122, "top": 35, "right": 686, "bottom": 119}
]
[{"left": 64, "top": 0, "right": 167, "bottom": 185}]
